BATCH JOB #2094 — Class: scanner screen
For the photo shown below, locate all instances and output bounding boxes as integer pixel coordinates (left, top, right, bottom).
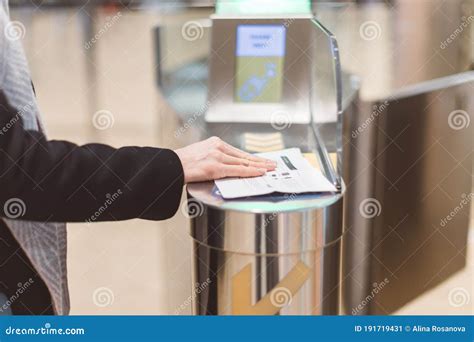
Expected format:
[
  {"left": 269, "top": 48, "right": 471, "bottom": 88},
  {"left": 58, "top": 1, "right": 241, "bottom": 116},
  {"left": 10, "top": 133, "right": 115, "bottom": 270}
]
[{"left": 235, "top": 25, "right": 286, "bottom": 103}]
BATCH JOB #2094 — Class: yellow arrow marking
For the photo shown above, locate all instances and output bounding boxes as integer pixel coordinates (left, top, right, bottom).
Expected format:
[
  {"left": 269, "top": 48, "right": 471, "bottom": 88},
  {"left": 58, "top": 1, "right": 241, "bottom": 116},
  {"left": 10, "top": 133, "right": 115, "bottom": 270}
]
[{"left": 232, "top": 261, "right": 311, "bottom": 315}]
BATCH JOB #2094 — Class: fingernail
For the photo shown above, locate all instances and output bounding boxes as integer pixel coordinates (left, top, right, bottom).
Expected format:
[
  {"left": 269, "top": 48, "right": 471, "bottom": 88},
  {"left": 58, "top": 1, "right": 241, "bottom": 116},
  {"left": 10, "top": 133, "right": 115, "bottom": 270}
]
[{"left": 258, "top": 168, "right": 266, "bottom": 173}]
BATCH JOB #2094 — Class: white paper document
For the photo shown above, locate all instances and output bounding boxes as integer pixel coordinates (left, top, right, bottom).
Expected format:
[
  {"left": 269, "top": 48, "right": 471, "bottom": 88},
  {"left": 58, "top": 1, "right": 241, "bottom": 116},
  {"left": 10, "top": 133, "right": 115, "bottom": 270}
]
[{"left": 215, "top": 148, "right": 337, "bottom": 199}]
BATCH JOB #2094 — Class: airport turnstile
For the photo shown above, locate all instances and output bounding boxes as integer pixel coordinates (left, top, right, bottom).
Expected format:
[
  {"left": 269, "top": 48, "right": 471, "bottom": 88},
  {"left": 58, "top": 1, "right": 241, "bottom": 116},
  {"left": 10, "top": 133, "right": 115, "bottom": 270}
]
[
  {"left": 186, "top": 177, "right": 344, "bottom": 315},
  {"left": 179, "top": 9, "right": 348, "bottom": 315},
  {"left": 183, "top": 119, "right": 351, "bottom": 317}
]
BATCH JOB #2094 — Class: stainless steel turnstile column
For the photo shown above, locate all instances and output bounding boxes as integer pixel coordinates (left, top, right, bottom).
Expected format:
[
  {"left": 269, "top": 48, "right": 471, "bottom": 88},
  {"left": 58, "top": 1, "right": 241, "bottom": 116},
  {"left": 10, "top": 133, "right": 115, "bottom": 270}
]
[{"left": 186, "top": 182, "right": 344, "bottom": 315}]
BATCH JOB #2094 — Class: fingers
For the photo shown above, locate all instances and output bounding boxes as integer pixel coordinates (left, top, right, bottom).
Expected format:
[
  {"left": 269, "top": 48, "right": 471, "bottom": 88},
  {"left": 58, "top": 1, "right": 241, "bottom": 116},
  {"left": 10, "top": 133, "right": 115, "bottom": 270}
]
[
  {"left": 218, "top": 141, "right": 277, "bottom": 169},
  {"left": 221, "top": 165, "right": 267, "bottom": 179},
  {"left": 222, "top": 143, "right": 265, "bottom": 161},
  {"left": 220, "top": 154, "right": 275, "bottom": 171},
  {"left": 206, "top": 137, "right": 277, "bottom": 179}
]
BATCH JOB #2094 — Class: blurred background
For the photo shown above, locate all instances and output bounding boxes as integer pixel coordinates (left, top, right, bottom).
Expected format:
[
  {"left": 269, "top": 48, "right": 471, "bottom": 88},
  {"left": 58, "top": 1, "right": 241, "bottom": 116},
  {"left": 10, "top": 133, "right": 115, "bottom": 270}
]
[{"left": 8, "top": 0, "right": 473, "bottom": 315}]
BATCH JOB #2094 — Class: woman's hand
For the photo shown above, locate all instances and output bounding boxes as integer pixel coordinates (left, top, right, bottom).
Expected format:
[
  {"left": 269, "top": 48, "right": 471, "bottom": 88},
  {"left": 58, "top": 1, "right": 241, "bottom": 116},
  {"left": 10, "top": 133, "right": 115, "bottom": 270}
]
[{"left": 174, "top": 137, "right": 277, "bottom": 183}]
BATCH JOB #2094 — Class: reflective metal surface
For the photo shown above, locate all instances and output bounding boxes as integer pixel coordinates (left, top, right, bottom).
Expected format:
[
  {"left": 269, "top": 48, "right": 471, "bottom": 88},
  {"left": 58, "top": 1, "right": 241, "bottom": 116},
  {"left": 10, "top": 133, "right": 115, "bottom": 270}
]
[
  {"left": 188, "top": 189, "right": 343, "bottom": 315},
  {"left": 342, "top": 71, "right": 474, "bottom": 315}
]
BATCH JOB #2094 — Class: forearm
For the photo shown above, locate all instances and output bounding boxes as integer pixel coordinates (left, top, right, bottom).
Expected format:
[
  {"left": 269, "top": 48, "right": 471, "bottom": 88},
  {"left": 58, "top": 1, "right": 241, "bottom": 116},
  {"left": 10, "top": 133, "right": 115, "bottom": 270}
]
[{"left": 0, "top": 93, "right": 184, "bottom": 223}]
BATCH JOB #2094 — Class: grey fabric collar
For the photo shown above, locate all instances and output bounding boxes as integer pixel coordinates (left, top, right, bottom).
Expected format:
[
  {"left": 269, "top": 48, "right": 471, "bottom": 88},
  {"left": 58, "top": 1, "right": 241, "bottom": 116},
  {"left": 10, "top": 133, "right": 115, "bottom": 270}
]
[{"left": 0, "top": 1, "right": 40, "bottom": 131}]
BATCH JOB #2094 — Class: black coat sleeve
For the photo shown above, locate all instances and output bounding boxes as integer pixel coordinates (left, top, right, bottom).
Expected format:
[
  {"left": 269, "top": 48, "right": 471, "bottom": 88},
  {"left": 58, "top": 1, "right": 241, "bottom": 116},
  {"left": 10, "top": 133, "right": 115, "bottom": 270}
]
[{"left": 0, "top": 92, "right": 184, "bottom": 223}]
